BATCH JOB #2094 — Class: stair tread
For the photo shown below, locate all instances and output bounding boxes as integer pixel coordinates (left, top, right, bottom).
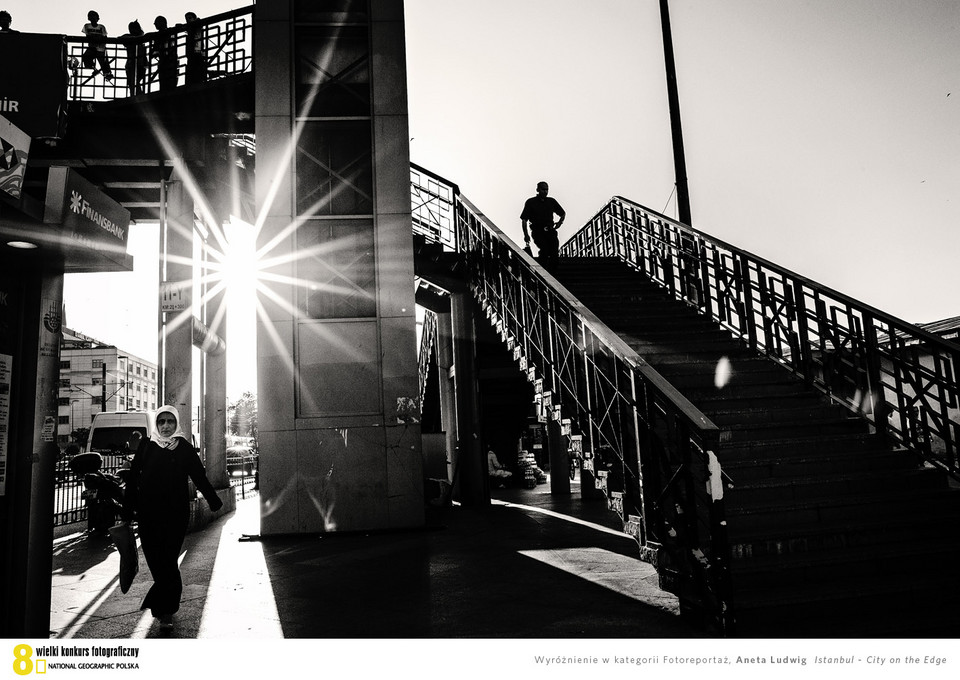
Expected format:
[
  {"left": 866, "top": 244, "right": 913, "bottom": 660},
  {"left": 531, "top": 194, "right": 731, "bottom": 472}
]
[{"left": 727, "top": 466, "right": 943, "bottom": 490}]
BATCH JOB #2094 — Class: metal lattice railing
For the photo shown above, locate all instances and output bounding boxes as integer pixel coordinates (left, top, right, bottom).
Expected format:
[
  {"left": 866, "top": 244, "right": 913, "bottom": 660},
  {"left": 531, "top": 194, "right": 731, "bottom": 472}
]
[
  {"left": 562, "top": 196, "right": 960, "bottom": 478},
  {"left": 65, "top": 6, "right": 253, "bottom": 102},
  {"left": 418, "top": 308, "right": 438, "bottom": 409},
  {"left": 410, "top": 166, "right": 733, "bottom": 632}
]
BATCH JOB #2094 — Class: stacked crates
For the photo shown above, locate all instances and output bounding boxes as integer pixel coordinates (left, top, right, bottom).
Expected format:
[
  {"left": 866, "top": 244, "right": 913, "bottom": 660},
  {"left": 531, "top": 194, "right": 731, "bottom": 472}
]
[{"left": 517, "top": 450, "right": 547, "bottom": 487}]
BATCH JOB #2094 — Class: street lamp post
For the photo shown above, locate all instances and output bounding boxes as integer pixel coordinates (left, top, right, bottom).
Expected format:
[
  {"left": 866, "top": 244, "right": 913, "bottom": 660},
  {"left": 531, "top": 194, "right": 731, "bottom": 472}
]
[
  {"left": 117, "top": 355, "right": 130, "bottom": 410},
  {"left": 70, "top": 399, "right": 80, "bottom": 436},
  {"left": 659, "top": 0, "right": 692, "bottom": 226}
]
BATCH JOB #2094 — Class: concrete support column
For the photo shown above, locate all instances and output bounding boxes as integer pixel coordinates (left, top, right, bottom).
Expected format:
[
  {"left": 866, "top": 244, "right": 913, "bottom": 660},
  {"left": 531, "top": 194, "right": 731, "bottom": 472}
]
[
  {"left": 450, "top": 291, "right": 484, "bottom": 505},
  {"left": 436, "top": 311, "right": 457, "bottom": 484},
  {"left": 203, "top": 280, "right": 228, "bottom": 489},
  {"left": 24, "top": 269, "right": 63, "bottom": 636},
  {"left": 548, "top": 418, "right": 571, "bottom": 495},
  {"left": 580, "top": 461, "right": 605, "bottom": 500},
  {"left": 0, "top": 264, "right": 63, "bottom": 636},
  {"left": 254, "top": 1, "right": 423, "bottom": 534},
  {"left": 162, "top": 178, "right": 194, "bottom": 431}
]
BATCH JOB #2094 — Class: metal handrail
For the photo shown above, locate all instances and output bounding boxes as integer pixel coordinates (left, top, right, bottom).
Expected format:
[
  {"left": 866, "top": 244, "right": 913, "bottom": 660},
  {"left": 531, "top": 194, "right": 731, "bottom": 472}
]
[
  {"left": 64, "top": 6, "right": 254, "bottom": 102},
  {"left": 562, "top": 196, "right": 960, "bottom": 478},
  {"left": 411, "top": 166, "right": 733, "bottom": 632},
  {"left": 418, "top": 309, "right": 438, "bottom": 409}
]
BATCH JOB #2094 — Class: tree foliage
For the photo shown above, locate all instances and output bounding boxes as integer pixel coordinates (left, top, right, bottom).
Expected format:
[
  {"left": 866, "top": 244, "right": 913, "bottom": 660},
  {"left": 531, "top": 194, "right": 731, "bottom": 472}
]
[{"left": 227, "top": 391, "right": 258, "bottom": 451}]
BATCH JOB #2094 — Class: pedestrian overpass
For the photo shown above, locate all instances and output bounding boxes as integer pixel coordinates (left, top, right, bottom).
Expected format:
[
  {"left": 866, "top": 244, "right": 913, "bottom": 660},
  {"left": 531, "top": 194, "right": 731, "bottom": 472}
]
[{"left": 1, "top": 4, "right": 957, "bottom": 638}]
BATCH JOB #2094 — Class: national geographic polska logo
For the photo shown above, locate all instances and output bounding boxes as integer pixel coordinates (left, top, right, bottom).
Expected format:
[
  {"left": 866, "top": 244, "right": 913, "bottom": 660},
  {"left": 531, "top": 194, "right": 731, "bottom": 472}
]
[{"left": 12, "top": 643, "right": 142, "bottom": 673}]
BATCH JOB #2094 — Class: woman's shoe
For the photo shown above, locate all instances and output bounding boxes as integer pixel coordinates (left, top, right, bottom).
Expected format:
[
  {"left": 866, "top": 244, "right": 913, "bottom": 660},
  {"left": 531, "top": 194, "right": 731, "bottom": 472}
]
[{"left": 159, "top": 614, "right": 174, "bottom": 629}]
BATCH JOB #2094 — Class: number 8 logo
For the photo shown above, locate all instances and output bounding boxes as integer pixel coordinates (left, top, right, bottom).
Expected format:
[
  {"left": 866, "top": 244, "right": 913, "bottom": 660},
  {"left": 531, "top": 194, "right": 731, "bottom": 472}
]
[{"left": 12, "top": 644, "right": 33, "bottom": 676}]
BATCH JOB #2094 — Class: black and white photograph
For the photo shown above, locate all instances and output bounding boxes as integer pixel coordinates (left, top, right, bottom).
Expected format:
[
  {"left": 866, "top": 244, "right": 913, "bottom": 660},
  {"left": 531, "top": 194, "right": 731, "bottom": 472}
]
[{"left": 0, "top": 1, "right": 957, "bottom": 676}]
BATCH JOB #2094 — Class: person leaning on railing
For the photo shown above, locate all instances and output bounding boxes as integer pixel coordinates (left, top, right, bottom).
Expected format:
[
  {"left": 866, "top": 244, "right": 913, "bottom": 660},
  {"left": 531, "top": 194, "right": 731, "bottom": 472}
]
[
  {"left": 81, "top": 10, "right": 113, "bottom": 81},
  {"left": 119, "top": 20, "right": 147, "bottom": 95},
  {"left": 151, "top": 15, "right": 178, "bottom": 90},
  {"left": 184, "top": 11, "right": 207, "bottom": 84}
]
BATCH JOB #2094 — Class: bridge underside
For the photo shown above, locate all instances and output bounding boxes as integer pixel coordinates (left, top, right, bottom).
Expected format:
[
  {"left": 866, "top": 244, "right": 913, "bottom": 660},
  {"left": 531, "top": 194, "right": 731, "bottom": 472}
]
[{"left": 25, "top": 73, "right": 255, "bottom": 224}]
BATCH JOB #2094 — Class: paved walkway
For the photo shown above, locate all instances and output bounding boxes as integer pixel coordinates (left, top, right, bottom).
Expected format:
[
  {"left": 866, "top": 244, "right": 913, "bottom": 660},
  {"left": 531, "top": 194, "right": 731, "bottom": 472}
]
[{"left": 49, "top": 481, "right": 708, "bottom": 639}]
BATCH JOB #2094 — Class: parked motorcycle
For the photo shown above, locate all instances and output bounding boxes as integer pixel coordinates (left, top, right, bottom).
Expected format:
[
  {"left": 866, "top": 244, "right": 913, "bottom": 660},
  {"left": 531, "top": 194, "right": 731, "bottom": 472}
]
[{"left": 69, "top": 452, "right": 129, "bottom": 537}]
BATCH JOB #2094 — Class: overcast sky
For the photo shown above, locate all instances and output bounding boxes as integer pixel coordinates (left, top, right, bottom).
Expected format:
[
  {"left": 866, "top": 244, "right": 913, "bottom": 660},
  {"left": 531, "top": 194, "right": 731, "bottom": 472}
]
[{"left": 10, "top": 0, "right": 960, "bottom": 397}]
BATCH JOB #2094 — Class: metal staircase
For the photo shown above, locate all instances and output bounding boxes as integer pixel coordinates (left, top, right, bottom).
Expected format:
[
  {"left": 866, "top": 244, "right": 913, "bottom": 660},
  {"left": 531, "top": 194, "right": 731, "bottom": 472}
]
[
  {"left": 557, "top": 256, "right": 960, "bottom": 637},
  {"left": 413, "top": 167, "right": 960, "bottom": 637}
]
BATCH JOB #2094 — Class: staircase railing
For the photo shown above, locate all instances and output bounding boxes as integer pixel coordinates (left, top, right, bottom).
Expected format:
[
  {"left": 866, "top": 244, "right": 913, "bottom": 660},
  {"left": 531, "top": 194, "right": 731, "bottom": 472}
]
[
  {"left": 562, "top": 196, "right": 960, "bottom": 478},
  {"left": 65, "top": 6, "right": 254, "bottom": 102},
  {"left": 418, "top": 308, "right": 438, "bottom": 409},
  {"left": 411, "top": 165, "right": 733, "bottom": 633}
]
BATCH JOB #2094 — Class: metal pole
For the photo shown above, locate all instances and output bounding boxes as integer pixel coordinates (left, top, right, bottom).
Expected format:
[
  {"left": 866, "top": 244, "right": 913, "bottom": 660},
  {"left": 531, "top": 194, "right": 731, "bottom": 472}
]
[
  {"left": 101, "top": 362, "right": 107, "bottom": 411},
  {"left": 158, "top": 177, "right": 167, "bottom": 404},
  {"left": 659, "top": 0, "right": 692, "bottom": 226}
]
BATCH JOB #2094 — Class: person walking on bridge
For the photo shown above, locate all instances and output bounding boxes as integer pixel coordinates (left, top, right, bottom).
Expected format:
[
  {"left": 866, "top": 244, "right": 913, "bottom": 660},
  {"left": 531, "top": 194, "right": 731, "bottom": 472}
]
[{"left": 521, "top": 181, "right": 565, "bottom": 274}]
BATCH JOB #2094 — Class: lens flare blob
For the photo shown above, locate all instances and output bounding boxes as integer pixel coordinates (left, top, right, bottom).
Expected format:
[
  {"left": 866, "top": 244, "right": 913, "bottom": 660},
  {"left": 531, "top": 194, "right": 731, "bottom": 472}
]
[{"left": 714, "top": 356, "right": 732, "bottom": 389}]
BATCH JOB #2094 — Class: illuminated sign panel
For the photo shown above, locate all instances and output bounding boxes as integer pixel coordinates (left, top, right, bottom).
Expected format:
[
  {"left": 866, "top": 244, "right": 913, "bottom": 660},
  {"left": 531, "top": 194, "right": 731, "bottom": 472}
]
[{"left": 44, "top": 167, "right": 131, "bottom": 256}]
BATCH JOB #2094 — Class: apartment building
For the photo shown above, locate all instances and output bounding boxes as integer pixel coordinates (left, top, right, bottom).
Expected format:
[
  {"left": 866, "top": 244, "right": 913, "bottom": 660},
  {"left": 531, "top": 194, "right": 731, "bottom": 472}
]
[{"left": 57, "top": 327, "right": 158, "bottom": 446}]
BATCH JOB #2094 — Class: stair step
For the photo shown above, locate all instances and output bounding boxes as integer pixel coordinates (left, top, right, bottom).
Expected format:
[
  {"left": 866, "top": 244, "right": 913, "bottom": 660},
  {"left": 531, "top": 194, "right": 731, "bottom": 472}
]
[
  {"left": 729, "top": 535, "right": 960, "bottom": 577},
  {"left": 717, "top": 431, "right": 881, "bottom": 459},
  {"left": 725, "top": 488, "right": 960, "bottom": 538},
  {"left": 707, "top": 402, "right": 850, "bottom": 425},
  {"left": 726, "top": 467, "right": 947, "bottom": 506},
  {"left": 720, "top": 417, "right": 871, "bottom": 443},
  {"left": 728, "top": 517, "right": 960, "bottom": 577},
  {"left": 731, "top": 573, "right": 960, "bottom": 637},
  {"left": 723, "top": 449, "right": 923, "bottom": 481}
]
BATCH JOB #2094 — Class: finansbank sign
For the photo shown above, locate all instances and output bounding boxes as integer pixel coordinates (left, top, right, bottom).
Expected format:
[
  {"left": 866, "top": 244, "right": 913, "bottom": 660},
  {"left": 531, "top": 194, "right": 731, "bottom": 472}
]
[{"left": 44, "top": 167, "right": 130, "bottom": 256}]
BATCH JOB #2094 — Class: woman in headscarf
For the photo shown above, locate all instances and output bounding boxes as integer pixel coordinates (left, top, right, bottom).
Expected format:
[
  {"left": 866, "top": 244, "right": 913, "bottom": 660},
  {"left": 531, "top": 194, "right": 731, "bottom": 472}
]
[{"left": 123, "top": 405, "right": 223, "bottom": 629}]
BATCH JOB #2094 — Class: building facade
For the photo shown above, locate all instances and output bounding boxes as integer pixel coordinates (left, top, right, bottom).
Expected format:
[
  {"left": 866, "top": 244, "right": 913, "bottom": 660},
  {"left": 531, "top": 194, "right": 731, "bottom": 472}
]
[{"left": 57, "top": 327, "right": 158, "bottom": 446}]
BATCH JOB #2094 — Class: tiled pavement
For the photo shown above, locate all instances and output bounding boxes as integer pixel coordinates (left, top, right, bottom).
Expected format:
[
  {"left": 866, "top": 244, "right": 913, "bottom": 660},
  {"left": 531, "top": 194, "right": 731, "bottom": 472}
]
[{"left": 49, "top": 481, "right": 707, "bottom": 640}]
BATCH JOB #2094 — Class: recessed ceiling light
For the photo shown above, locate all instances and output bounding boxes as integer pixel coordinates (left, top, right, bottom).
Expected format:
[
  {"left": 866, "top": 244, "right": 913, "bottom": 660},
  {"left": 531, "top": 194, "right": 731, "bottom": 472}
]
[{"left": 7, "top": 240, "right": 38, "bottom": 249}]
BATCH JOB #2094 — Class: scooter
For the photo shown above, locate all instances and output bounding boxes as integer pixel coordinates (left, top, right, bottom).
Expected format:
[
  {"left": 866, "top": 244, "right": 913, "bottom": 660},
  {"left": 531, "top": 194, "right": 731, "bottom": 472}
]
[{"left": 69, "top": 452, "right": 128, "bottom": 537}]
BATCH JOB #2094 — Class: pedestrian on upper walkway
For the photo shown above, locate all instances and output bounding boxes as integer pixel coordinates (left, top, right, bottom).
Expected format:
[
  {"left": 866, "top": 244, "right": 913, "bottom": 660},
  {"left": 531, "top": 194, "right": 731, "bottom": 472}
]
[
  {"left": 184, "top": 11, "right": 207, "bottom": 84},
  {"left": 151, "top": 15, "right": 178, "bottom": 90},
  {"left": 122, "top": 405, "right": 223, "bottom": 631},
  {"left": 521, "top": 181, "right": 565, "bottom": 274},
  {"left": 82, "top": 10, "right": 113, "bottom": 81},
  {"left": 0, "top": 10, "right": 18, "bottom": 32},
  {"left": 120, "top": 19, "right": 146, "bottom": 95}
]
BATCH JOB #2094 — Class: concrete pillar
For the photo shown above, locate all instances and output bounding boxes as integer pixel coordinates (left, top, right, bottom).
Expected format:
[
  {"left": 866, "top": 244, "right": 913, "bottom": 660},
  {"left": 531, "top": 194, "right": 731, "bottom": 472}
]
[
  {"left": 23, "top": 270, "right": 63, "bottom": 635},
  {"left": 450, "top": 292, "right": 484, "bottom": 505},
  {"left": 254, "top": 1, "right": 423, "bottom": 534},
  {"left": 548, "top": 418, "right": 571, "bottom": 495},
  {"left": 203, "top": 277, "right": 228, "bottom": 489},
  {"left": 436, "top": 311, "right": 457, "bottom": 484},
  {"left": 0, "top": 263, "right": 62, "bottom": 637},
  {"left": 163, "top": 178, "right": 194, "bottom": 429}
]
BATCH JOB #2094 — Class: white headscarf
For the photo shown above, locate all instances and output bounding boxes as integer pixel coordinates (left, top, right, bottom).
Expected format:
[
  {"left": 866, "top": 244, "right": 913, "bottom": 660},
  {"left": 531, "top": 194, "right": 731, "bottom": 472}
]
[{"left": 154, "top": 404, "right": 186, "bottom": 449}]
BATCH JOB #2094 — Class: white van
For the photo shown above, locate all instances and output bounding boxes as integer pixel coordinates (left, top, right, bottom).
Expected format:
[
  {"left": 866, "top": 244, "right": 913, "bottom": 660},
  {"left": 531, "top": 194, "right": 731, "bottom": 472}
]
[{"left": 85, "top": 410, "right": 156, "bottom": 468}]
